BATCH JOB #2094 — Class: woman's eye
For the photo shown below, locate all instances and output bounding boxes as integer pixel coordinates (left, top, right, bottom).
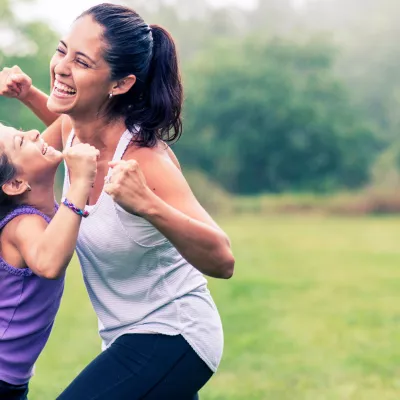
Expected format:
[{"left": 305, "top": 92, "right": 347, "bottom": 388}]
[
  {"left": 56, "top": 48, "right": 66, "bottom": 55},
  {"left": 20, "top": 137, "right": 24, "bottom": 147},
  {"left": 76, "top": 59, "right": 89, "bottom": 68}
]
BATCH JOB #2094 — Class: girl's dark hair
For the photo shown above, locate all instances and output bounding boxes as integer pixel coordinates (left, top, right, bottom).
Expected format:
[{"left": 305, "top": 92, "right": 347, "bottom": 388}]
[
  {"left": 0, "top": 152, "right": 17, "bottom": 221},
  {"left": 79, "top": 3, "right": 183, "bottom": 147}
]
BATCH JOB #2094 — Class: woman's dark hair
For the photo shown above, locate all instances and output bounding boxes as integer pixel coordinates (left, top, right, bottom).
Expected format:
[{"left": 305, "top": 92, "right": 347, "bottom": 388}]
[
  {"left": 0, "top": 152, "right": 17, "bottom": 221},
  {"left": 79, "top": 3, "right": 183, "bottom": 147}
]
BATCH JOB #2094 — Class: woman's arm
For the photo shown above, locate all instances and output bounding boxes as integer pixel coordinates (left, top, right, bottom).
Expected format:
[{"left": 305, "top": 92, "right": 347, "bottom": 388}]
[
  {"left": 21, "top": 86, "right": 59, "bottom": 127},
  {"left": 40, "top": 115, "right": 64, "bottom": 151},
  {"left": 0, "top": 66, "right": 65, "bottom": 150},
  {"left": 41, "top": 113, "right": 72, "bottom": 152},
  {"left": 0, "top": 66, "right": 58, "bottom": 126},
  {"left": 105, "top": 149, "right": 235, "bottom": 279}
]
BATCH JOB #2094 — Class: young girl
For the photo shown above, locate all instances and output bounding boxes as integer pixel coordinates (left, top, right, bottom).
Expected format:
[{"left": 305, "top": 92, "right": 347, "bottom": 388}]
[{"left": 0, "top": 123, "right": 99, "bottom": 400}]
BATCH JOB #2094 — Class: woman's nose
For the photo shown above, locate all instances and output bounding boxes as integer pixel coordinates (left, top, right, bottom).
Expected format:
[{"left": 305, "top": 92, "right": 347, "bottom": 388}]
[{"left": 54, "top": 56, "right": 71, "bottom": 77}]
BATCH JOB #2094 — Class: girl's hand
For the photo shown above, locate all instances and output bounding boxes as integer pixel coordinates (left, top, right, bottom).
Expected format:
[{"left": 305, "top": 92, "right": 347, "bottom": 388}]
[{"left": 64, "top": 143, "right": 100, "bottom": 189}]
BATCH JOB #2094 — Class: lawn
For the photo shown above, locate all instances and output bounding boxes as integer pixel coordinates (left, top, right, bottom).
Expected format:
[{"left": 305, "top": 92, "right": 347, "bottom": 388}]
[{"left": 30, "top": 215, "right": 400, "bottom": 399}]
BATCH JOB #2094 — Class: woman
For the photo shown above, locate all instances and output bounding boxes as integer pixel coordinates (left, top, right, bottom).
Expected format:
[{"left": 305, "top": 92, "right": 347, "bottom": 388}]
[
  {"left": 0, "top": 124, "right": 98, "bottom": 400},
  {"left": 0, "top": 3, "right": 234, "bottom": 399}
]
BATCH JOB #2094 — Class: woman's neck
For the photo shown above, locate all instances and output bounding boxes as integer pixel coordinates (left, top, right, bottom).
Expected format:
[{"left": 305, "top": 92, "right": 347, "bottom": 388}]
[{"left": 71, "top": 115, "right": 128, "bottom": 154}]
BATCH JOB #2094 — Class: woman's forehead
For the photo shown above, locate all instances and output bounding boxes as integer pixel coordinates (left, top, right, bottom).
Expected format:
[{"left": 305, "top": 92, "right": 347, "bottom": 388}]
[{"left": 63, "top": 15, "right": 105, "bottom": 61}]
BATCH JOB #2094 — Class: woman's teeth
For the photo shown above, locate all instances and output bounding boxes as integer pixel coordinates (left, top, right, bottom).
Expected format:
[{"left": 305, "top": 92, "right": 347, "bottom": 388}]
[
  {"left": 42, "top": 142, "right": 48, "bottom": 155},
  {"left": 54, "top": 80, "right": 77, "bottom": 96}
]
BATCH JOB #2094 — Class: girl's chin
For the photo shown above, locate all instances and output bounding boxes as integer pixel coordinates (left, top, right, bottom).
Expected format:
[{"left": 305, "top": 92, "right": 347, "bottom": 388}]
[
  {"left": 44, "top": 149, "right": 64, "bottom": 167},
  {"left": 52, "top": 152, "right": 64, "bottom": 165}
]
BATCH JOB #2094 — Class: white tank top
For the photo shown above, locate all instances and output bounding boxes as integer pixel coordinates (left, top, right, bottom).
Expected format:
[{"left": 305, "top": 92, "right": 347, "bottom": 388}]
[{"left": 62, "top": 129, "right": 223, "bottom": 372}]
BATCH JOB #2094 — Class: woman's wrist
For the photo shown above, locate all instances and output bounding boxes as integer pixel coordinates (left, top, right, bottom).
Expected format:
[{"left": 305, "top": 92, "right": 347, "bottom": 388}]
[
  {"left": 20, "top": 85, "right": 39, "bottom": 104},
  {"left": 139, "top": 189, "right": 165, "bottom": 219}
]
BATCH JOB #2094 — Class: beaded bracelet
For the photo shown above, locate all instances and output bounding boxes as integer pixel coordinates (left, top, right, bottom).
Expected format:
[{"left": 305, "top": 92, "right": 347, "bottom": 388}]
[{"left": 62, "top": 197, "right": 89, "bottom": 218}]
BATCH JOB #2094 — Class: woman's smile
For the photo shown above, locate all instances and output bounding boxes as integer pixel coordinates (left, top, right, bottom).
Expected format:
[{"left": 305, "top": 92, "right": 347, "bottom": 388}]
[{"left": 51, "top": 79, "right": 77, "bottom": 99}]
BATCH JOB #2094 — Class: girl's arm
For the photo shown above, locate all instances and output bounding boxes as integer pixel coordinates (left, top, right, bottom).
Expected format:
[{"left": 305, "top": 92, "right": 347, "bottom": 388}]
[
  {"left": 9, "top": 181, "right": 91, "bottom": 279},
  {"left": 8, "top": 143, "right": 99, "bottom": 279}
]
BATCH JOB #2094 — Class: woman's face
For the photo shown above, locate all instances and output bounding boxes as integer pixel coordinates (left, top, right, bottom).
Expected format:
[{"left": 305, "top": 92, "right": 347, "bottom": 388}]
[
  {"left": 0, "top": 125, "right": 63, "bottom": 184},
  {"left": 48, "top": 15, "right": 114, "bottom": 118}
]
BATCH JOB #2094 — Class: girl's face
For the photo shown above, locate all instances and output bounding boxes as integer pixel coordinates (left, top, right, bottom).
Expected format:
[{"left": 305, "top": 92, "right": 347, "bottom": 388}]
[
  {"left": 0, "top": 125, "right": 63, "bottom": 185},
  {"left": 48, "top": 15, "right": 114, "bottom": 119}
]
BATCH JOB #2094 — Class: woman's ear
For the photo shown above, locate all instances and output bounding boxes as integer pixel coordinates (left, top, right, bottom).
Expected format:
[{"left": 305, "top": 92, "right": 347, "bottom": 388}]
[
  {"left": 2, "top": 179, "right": 30, "bottom": 197},
  {"left": 112, "top": 75, "right": 137, "bottom": 96}
]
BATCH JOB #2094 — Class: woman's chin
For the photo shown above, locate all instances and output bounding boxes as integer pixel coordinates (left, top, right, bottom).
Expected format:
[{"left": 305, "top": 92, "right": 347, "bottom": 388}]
[{"left": 47, "top": 95, "right": 74, "bottom": 115}]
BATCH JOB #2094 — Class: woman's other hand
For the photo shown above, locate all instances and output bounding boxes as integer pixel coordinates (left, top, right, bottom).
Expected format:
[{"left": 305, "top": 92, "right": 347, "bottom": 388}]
[
  {"left": 0, "top": 66, "right": 32, "bottom": 100},
  {"left": 104, "top": 160, "right": 154, "bottom": 216}
]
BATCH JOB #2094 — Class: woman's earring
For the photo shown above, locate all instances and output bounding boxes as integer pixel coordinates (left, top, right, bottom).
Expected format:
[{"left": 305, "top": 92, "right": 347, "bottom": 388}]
[
  {"left": 109, "top": 92, "right": 113, "bottom": 99},
  {"left": 25, "top": 183, "right": 32, "bottom": 192}
]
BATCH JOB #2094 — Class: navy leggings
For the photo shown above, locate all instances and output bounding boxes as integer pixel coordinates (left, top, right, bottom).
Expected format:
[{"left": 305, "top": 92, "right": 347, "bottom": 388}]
[
  {"left": 57, "top": 334, "right": 213, "bottom": 400},
  {"left": 0, "top": 380, "right": 28, "bottom": 400}
]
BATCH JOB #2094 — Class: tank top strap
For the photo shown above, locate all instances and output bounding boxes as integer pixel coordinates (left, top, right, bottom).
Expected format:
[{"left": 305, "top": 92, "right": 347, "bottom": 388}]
[
  {"left": 0, "top": 205, "right": 56, "bottom": 230},
  {"left": 65, "top": 128, "right": 134, "bottom": 159},
  {"left": 111, "top": 129, "right": 135, "bottom": 162},
  {"left": 105, "top": 129, "right": 136, "bottom": 180},
  {"left": 63, "top": 127, "right": 136, "bottom": 184},
  {"left": 65, "top": 129, "right": 75, "bottom": 149}
]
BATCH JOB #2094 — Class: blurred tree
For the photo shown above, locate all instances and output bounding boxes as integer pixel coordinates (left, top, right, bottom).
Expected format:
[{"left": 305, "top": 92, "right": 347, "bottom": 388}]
[
  {"left": 298, "top": 0, "right": 400, "bottom": 144},
  {"left": 0, "top": 0, "right": 392, "bottom": 195},
  {"left": 177, "top": 35, "right": 380, "bottom": 193}
]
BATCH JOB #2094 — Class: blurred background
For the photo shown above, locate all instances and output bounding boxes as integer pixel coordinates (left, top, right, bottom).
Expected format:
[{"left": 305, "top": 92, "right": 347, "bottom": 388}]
[{"left": 2, "top": 0, "right": 400, "bottom": 399}]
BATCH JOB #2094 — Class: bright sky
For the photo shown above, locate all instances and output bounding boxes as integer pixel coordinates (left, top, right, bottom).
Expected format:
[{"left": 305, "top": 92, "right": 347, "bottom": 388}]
[{"left": 14, "top": 0, "right": 260, "bottom": 34}]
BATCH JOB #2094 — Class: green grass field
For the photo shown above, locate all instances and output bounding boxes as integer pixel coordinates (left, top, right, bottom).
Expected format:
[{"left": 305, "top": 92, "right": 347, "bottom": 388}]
[{"left": 29, "top": 215, "right": 400, "bottom": 399}]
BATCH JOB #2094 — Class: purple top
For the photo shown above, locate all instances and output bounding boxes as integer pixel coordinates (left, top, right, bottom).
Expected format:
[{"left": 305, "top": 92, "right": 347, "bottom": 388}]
[{"left": 0, "top": 204, "right": 64, "bottom": 385}]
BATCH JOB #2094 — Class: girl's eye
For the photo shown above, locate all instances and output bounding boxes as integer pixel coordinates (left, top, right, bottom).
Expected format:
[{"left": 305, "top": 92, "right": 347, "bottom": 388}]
[
  {"left": 56, "top": 48, "right": 66, "bottom": 55},
  {"left": 20, "top": 137, "right": 24, "bottom": 147}
]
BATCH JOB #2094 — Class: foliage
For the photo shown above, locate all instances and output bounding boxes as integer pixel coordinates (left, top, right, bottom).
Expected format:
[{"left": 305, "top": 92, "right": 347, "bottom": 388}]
[
  {"left": 177, "top": 36, "right": 380, "bottom": 193},
  {"left": 0, "top": 0, "right": 398, "bottom": 195}
]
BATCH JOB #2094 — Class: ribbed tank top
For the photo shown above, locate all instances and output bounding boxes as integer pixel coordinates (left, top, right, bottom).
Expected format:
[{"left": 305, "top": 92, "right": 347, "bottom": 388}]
[{"left": 62, "top": 129, "right": 223, "bottom": 372}]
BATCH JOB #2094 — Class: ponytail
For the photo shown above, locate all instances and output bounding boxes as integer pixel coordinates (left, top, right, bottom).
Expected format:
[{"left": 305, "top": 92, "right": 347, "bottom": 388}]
[
  {"left": 130, "top": 25, "right": 183, "bottom": 147},
  {"left": 82, "top": 4, "right": 183, "bottom": 147}
]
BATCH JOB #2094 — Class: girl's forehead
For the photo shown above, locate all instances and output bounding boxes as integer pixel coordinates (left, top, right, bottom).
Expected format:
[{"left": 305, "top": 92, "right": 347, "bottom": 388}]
[
  {"left": 0, "top": 124, "right": 16, "bottom": 135},
  {"left": 0, "top": 126, "right": 19, "bottom": 147}
]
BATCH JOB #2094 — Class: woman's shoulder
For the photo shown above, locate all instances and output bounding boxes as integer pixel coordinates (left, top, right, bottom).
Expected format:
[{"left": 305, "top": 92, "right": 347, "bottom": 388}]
[
  {"left": 124, "top": 141, "right": 186, "bottom": 199},
  {"left": 125, "top": 140, "right": 181, "bottom": 172}
]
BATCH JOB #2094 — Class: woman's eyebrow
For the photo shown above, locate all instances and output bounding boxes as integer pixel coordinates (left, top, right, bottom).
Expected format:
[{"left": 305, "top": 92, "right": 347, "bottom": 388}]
[{"left": 60, "top": 40, "right": 96, "bottom": 64}]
